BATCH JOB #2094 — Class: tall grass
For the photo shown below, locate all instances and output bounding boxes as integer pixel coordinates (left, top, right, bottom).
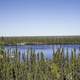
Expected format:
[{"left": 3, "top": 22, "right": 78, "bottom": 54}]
[{"left": 0, "top": 45, "right": 80, "bottom": 80}]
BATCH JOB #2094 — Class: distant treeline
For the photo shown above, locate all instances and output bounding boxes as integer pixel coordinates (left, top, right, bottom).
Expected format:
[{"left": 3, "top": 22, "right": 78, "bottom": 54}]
[{"left": 0, "top": 36, "right": 80, "bottom": 45}]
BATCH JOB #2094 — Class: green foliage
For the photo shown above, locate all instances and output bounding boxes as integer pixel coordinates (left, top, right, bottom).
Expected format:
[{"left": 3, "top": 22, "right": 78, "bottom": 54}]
[
  {"left": 0, "top": 45, "right": 80, "bottom": 80},
  {"left": 0, "top": 36, "right": 80, "bottom": 45}
]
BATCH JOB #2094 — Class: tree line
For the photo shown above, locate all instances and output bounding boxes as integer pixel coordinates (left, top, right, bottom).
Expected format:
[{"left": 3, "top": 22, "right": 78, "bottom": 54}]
[{"left": 0, "top": 36, "right": 80, "bottom": 45}]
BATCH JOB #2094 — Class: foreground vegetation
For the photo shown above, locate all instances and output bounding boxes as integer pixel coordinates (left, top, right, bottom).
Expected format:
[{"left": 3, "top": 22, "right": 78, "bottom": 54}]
[{"left": 0, "top": 45, "right": 80, "bottom": 80}]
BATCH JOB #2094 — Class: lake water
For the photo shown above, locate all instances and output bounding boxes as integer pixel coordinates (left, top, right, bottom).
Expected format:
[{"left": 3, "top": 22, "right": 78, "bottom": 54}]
[{"left": 4, "top": 44, "right": 80, "bottom": 60}]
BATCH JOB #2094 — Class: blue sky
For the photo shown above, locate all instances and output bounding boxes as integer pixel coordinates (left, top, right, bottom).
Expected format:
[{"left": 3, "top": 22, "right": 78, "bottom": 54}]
[{"left": 0, "top": 0, "right": 80, "bottom": 36}]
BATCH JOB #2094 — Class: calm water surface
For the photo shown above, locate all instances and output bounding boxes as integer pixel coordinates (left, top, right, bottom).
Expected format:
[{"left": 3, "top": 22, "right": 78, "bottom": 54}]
[{"left": 4, "top": 44, "right": 80, "bottom": 60}]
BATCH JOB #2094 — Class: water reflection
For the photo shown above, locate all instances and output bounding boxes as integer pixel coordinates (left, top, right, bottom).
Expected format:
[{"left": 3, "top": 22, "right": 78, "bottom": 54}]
[{"left": 4, "top": 44, "right": 80, "bottom": 61}]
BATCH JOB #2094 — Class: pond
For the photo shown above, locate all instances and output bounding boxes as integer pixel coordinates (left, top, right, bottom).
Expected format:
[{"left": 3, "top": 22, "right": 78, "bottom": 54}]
[{"left": 3, "top": 44, "right": 80, "bottom": 61}]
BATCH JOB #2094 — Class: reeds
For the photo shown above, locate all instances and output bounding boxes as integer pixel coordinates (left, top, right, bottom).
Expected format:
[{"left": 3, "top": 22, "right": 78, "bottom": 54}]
[{"left": 0, "top": 45, "right": 80, "bottom": 80}]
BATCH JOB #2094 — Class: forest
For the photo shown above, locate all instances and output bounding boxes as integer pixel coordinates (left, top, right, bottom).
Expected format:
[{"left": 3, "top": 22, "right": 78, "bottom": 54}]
[
  {"left": 0, "top": 44, "right": 80, "bottom": 80},
  {"left": 0, "top": 36, "right": 80, "bottom": 45}
]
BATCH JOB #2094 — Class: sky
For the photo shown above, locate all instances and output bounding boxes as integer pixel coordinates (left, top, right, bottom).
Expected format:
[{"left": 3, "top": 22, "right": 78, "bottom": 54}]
[{"left": 0, "top": 0, "right": 80, "bottom": 36}]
